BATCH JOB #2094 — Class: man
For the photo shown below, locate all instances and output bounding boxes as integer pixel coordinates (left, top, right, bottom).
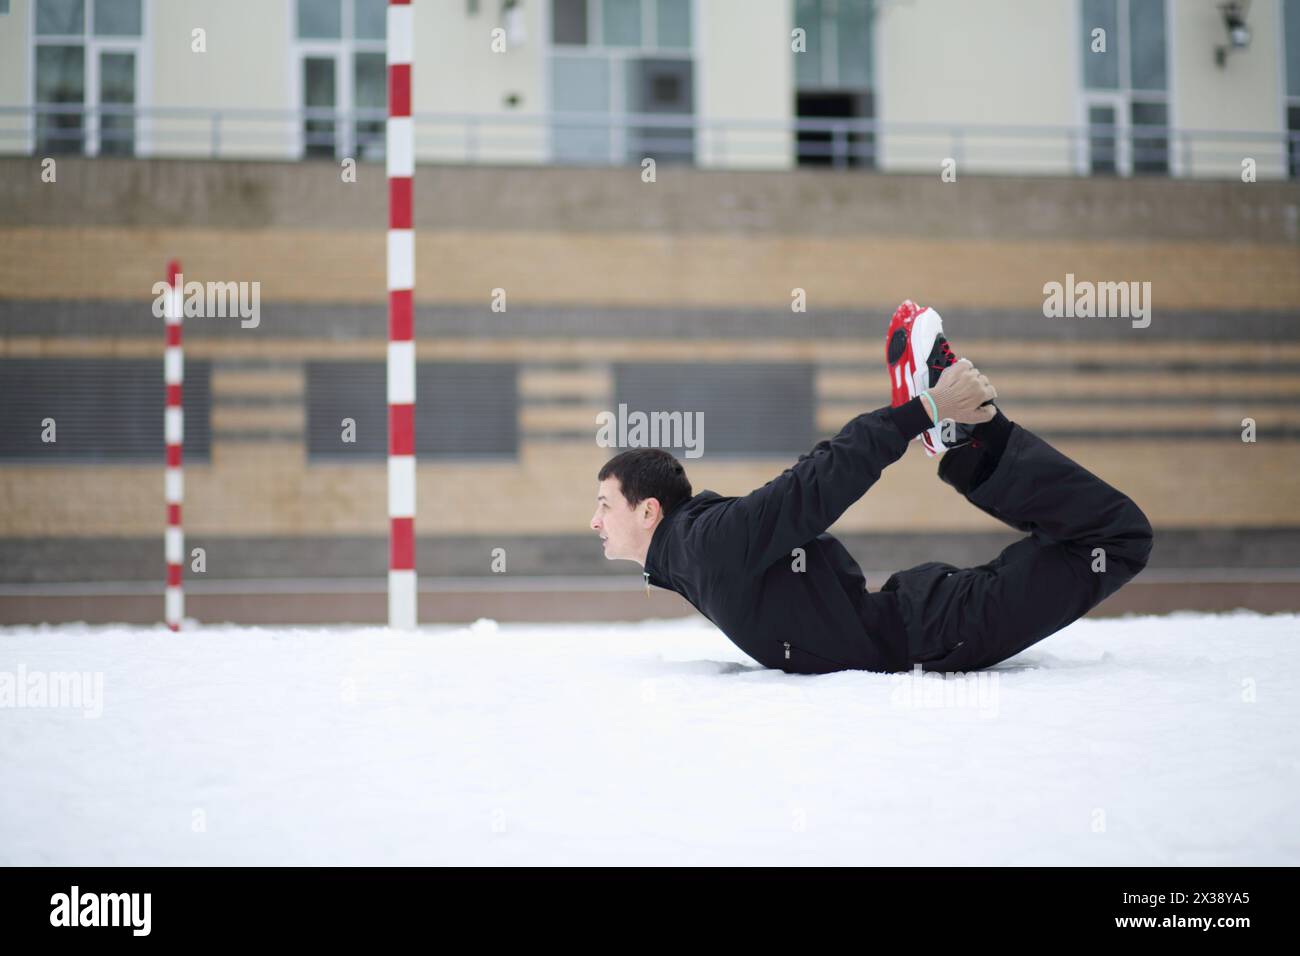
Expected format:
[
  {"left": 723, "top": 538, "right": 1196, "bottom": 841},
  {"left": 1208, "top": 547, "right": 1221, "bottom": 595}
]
[{"left": 590, "top": 301, "right": 1154, "bottom": 674}]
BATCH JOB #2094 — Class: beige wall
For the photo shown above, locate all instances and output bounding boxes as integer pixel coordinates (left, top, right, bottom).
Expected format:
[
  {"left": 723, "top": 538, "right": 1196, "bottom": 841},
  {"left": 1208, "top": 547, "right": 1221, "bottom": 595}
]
[
  {"left": 2, "top": 158, "right": 1298, "bottom": 549},
  {"left": 5, "top": 225, "right": 1299, "bottom": 309},
  {"left": 874, "top": 0, "right": 1079, "bottom": 176},
  {"left": 697, "top": 0, "right": 792, "bottom": 169},
  {"left": 1172, "top": 0, "right": 1288, "bottom": 179},
  {"left": 0, "top": 0, "right": 31, "bottom": 155},
  {"left": 149, "top": 0, "right": 294, "bottom": 160},
  {"left": 414, "top": 0, "right": 547, "bottom": 164}
]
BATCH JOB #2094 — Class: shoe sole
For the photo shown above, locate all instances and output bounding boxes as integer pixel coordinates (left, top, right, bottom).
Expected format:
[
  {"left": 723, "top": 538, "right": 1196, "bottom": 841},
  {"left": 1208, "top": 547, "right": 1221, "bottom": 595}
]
[{"left": 889, "top": 307, "right": 947, "bottom": 457}]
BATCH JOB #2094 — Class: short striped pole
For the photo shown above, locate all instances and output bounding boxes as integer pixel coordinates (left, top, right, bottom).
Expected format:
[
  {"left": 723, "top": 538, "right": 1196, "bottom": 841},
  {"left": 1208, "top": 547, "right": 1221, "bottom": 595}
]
[
  {"left": 387, "top": 0, "right": 417, "bottom": 628},
  {"left": 163, "top": 259, "right": 184, "bottom": 632}
]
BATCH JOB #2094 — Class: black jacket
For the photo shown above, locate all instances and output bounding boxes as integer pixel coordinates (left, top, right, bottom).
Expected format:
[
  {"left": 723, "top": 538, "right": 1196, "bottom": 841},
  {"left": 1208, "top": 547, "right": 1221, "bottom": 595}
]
[{"left": 643, "top": 399, "right": 933, "bottom": 675}]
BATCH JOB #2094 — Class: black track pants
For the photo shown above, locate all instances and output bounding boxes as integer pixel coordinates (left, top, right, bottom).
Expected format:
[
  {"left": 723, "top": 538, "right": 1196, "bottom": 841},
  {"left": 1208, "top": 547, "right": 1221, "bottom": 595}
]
[{"left": 880, "top": 422, "right": 1154, "bottom": 672}]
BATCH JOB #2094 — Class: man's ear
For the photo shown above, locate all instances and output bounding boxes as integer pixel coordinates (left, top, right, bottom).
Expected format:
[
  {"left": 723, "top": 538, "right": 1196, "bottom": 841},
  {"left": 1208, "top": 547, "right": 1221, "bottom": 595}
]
[{"left": 641, "top": 497, "right": 662, "bottom": 526}]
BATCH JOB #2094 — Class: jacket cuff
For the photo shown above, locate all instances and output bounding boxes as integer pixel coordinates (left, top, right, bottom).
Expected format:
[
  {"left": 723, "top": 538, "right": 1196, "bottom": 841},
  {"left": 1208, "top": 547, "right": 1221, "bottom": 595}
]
[{"left": 887, "top": 397, "right": 933, "bottom": 441}]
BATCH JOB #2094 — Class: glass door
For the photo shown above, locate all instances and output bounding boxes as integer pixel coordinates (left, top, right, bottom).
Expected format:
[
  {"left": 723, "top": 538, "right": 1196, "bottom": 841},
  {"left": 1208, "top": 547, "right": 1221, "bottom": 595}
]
[
  {"left": 35, "top": 44, "right": 85, "bottom": 154},
  {"left": 97, "top": 49, "right": 136, "bottom": 156},
  {"left": 302, "top": 55, "right": 339, "bottom": 158},
  {"left": 1084, "top": 93, "right": 1128, "bottom": 176},
  {"left": 353, "top": 51, "right": 385, "bottom": 160}
]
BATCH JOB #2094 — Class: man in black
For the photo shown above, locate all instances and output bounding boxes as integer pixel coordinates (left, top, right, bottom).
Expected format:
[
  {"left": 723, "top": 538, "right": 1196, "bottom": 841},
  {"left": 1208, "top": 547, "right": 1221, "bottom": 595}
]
[{"left": 590, "top": 356, "right": 1154, "bottom": 675}]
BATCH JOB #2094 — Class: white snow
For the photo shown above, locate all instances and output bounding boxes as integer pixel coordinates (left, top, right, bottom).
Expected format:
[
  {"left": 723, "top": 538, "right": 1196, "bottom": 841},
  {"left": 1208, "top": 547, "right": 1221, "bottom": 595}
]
[{"left": 1, "top": 611, "right": 1297, "bottom": 865}]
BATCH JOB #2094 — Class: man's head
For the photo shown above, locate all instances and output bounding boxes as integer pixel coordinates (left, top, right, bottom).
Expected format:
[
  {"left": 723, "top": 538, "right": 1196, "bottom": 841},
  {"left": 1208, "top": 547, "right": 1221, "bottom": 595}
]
[{"left": 591, "top": 448, "right": 693, "bottom": 564}]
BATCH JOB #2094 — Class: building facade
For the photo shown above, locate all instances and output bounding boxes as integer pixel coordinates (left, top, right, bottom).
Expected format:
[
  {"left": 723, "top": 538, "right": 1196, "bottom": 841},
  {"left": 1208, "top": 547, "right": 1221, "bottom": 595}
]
[{"left": 0, "top": 0, "right": 1297, "bottom": 178}]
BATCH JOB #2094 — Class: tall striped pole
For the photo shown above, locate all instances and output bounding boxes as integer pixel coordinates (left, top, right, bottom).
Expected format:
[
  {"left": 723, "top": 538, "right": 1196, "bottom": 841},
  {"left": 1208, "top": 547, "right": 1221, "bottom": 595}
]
[
  {"left": 163, "top": 259, "right": 184, "bottom": 631},
  {"left": 387, "top": 0, "right": 417, "bottom": 628}
]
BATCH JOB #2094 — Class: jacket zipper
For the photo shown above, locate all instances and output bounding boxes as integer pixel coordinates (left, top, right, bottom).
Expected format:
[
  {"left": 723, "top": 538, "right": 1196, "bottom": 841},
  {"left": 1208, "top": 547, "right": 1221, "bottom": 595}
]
[
  {"left": 645, "top": 567, "right": 712, "bottom": 623},
  {"left": 783, "top": 640, "right": 844, "bottom": 668}
]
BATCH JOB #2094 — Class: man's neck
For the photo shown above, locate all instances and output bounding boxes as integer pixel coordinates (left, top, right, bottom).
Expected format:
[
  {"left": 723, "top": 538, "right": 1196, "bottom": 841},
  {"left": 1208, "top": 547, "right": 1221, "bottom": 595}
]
[{"left": 636, "top": 517, "right": 665, "bottom": 569}]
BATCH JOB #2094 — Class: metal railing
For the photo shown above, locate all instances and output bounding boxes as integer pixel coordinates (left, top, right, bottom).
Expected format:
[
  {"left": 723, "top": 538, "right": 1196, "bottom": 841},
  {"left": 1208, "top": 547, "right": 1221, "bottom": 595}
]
[{"left": 1, "top": 103, "right": 1296, "bottom": 178}]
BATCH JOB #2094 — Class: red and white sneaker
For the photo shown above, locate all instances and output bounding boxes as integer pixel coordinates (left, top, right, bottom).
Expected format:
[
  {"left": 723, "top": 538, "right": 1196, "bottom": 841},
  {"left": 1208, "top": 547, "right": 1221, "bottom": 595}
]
[{"left": 884, "top": 300, "right": 974, "bottom": 457}]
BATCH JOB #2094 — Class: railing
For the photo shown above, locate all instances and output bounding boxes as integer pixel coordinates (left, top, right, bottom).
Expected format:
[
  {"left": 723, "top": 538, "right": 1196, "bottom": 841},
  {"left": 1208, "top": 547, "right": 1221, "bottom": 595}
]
[{"left": 0, "top": 103, "right": 1296, "bottom": 179}]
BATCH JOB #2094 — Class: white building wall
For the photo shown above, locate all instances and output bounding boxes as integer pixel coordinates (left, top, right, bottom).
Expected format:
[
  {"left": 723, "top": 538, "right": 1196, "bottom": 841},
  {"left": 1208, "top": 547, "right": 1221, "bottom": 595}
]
[
  {"left": 414, "top": 0, "right": 547, "bottom": 165},
  {"left": 151, "top": 0, "right": 295, "bottom": 160},
  {"left": 0, "top": 0, "right": 33, "bottom": 154},
  {"left": 1170, "top": 0, "right": 1288, "bottom": 179},
  {"left": 873, "top": 0, "right": 1079, "bottom": 176},
  {"left": 697, "top": 0, "right": 792, "bottom": 169}
]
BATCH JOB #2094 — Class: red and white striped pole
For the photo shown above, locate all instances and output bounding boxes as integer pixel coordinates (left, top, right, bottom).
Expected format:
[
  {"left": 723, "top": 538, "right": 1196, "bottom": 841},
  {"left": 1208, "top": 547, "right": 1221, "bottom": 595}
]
[
  {"left": 164, "top": 259, "right": 184, "bottom": 631},
  {"left": 387, "top": 0, "right": 417, "bottom": 628}
]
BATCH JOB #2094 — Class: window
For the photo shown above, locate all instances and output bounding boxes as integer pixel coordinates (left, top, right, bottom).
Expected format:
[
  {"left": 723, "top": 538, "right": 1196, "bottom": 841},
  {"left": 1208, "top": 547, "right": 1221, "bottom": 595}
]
[
  {"left": 305, "top": 362, "right": 519, "bottom": 460},
  {"left": 549, "top": 0, "right": 695, "bottom": 165},
  {"left": 793, "top": 0, "right": 875, "bottom": 169},
  {"left": 553, "top": 0, "right": 691, "bottom": 48},
  {"left": 32, "top": 0, "right": 145, "bottom": 156},
  {"left": 1286, "top": 0, "right": 1300, "bottom": 178},
  {"left": 1088, "top": 103, "right": 1118, "bottom": 175},
  {"left": 0, "top": 359, "right": 211, "bottom": 463},
  {"left": 1079, "top": 0, "right": 1169, "bottom": 175},
  {"left": 294, "top": 0, "right": 388, "bottom": 161},
  {"left": 612, "top": 363, "right": 815, "bottom": 458}
]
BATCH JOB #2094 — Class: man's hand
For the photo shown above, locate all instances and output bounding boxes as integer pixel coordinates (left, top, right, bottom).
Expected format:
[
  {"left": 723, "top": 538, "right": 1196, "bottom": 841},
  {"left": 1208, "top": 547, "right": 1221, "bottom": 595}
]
[{"left": 928, "top": 358, "right": 997, "bottom": 425}]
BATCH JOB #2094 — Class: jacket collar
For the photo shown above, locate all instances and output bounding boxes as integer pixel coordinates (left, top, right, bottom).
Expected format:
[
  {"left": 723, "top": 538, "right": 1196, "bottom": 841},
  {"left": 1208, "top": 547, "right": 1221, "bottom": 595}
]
[
  {"left": 643, "top": 490, "right": 714, "bottom": 588},
  {"left": 643, "top": 505, "right": 677, "bottom": 589}
]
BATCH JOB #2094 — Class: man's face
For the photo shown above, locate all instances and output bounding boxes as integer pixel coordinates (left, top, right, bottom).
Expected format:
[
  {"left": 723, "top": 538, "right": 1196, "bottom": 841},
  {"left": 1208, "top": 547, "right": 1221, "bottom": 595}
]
[{"left": 590, "top": 477, "right": 645, "bottom": 561}]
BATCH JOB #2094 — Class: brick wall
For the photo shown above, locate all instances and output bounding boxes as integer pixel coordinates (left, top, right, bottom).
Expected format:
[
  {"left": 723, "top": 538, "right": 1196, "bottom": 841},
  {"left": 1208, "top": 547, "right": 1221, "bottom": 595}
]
[{"left": 1, "top": 157, "right": 1297, "bottom": 582}]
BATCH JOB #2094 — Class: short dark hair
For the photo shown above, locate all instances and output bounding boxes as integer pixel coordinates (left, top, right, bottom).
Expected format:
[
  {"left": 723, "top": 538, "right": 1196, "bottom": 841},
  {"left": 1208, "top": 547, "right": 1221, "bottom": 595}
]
[{"left": 597, "top": 448, "right": 693, "bottom": 517}]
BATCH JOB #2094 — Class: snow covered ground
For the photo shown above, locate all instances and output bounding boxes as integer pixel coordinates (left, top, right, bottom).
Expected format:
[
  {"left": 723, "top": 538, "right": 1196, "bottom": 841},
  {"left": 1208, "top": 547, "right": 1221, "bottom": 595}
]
[{"left": 1, "top": 611, "right": 1296, "bottom": 866}]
